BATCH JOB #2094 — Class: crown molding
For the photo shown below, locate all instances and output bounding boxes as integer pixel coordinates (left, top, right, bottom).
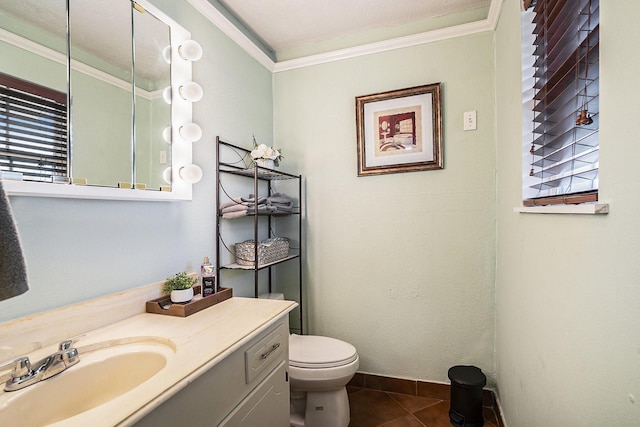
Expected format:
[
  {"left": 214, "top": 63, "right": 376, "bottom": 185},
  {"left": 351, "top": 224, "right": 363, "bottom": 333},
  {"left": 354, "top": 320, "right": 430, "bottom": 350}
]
[
  {"left": 189, "top": 0, "right": 503, "bottom": 73},
  {"left": 187, "top": 0, "right": 275, "bottom": 72}
]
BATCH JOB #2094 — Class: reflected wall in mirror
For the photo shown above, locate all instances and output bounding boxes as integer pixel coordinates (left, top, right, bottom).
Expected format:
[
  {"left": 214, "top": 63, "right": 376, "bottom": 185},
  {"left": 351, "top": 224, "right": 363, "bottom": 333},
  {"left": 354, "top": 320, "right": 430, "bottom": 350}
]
[{"left": 0, "top": 0, "right": 194, "bottom": 200}]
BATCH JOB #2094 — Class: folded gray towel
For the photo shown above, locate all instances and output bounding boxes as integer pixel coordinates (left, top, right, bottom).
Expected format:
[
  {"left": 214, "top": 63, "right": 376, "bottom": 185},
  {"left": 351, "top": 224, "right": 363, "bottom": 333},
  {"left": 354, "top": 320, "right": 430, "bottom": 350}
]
[
  {"left": 247, "top": 205, "right": 278, "bottom": 214},
  {"left": 266, "top": 193, "right": 294, "bottom": 206},
  {"left": 241, "top": 194, "right": 267, "bottom": 204},
  {"left": 265, "top": 192, "right": 295, "bottom": 213},
  {"left": 272, "top": 205, "right": 293, "bottom": 212},
  {"left": 0, "top": 180, "right": 28, "bottom": 301}
]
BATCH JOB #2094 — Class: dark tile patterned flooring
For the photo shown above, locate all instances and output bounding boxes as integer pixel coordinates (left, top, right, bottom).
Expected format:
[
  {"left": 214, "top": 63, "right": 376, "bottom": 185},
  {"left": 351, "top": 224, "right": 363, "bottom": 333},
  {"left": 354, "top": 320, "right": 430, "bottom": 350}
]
[{"left": 347, "top": 386, "right": 502, "bottom": 427}]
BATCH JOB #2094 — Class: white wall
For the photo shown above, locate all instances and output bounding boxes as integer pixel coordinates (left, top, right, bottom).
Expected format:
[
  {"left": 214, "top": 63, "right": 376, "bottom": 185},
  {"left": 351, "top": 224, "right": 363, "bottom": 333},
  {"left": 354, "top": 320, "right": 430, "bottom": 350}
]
[
  {"left": 274, "top": 32, "right": 497, "bottom": 383},
  {"left": 0, "top": 0, "right": 274, "bottom": 322},
  {"left": 495, "top": 1, "right": 640, "bottom": 425}
]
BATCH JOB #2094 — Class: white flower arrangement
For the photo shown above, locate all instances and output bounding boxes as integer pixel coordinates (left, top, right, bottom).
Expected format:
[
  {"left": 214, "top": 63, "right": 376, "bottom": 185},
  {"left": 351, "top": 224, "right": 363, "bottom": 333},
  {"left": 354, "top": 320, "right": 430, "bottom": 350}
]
[{"left": 250, "top": 137, "right": 283, "bottom": 167}]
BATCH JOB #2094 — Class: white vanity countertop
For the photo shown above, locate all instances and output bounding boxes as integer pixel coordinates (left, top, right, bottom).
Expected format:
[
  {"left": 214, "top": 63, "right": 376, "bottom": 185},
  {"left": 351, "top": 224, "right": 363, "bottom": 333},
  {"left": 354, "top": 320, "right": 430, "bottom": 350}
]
[{"left": 0, "top": 297, "right": 297, "bottom": 426}]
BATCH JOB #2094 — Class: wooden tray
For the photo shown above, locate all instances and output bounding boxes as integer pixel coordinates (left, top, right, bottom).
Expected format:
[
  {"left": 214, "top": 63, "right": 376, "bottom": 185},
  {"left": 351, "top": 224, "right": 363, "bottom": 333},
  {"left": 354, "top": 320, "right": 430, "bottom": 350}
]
[{"left": 146, "top": 286, "right": 232, "bottom": 317}]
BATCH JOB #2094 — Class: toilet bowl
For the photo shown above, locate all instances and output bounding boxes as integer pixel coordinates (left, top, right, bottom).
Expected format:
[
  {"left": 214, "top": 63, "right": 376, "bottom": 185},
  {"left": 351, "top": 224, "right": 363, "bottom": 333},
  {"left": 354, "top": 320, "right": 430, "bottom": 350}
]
[
  {"left": 258, "top": 293, "right": 359, "bottom": 427},
  {"left": 288, "top": 334, "right": 359, "bottom": 427}
]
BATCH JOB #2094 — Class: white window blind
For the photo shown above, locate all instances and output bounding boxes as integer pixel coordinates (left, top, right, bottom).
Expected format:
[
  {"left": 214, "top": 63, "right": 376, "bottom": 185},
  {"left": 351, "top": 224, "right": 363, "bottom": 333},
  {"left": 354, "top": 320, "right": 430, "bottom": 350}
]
[
  {"left": 522, "top": 0, "right": 599, "bottom": 206},
  {"left": 0, "top": 72, "right": 68, "bottom": 182}
]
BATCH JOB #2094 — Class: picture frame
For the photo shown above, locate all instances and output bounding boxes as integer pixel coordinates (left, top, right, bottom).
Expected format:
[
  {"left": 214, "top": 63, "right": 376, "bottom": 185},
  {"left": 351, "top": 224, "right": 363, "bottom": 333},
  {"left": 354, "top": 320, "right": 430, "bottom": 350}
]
[{"left": 355, "top": 83, "right": 443, "bottom": 176}]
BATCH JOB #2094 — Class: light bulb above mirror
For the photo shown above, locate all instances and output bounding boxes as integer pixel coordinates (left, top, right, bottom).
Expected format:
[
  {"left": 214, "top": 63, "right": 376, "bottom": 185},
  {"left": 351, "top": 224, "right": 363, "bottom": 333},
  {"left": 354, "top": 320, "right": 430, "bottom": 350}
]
[
  {"left": 179, "top": 82, "right": 203, "bottom": 102},
  {"left": 179, "top": 164, "right": 203, "bottom": 183},
  {"left": 178, "top": 40, "right": 203, "bottom": 61},
  {"left": 179, "top": 123, "right": 203, "bottom": 142}
]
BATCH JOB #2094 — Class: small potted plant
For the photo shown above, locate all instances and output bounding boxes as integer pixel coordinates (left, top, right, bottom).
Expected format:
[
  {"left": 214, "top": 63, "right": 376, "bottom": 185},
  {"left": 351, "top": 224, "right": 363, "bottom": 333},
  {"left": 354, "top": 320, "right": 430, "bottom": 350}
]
[
  {"left": 250, "top": 136, "right": 283, "bottom": 169},
  {"left": 162, "top": 272, "right": 196, "bottom": 303}
]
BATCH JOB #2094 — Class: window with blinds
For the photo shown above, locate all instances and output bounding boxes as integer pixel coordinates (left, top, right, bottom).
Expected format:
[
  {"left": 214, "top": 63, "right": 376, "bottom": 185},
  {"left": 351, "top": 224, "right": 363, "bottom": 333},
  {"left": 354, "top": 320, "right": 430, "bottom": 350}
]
[
  {"left": 522, "top": 0, "right": 599, "bottom": 206},
  {"left": 0, "top": 72, "right": 68, "bottom": 182}
]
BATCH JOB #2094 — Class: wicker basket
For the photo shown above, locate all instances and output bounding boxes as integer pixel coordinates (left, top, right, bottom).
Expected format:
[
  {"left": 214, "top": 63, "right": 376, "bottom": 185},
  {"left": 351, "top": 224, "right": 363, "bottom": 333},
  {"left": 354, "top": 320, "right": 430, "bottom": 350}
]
[{"left": 235, "top": 237, "right": 290, "bottom": 266}]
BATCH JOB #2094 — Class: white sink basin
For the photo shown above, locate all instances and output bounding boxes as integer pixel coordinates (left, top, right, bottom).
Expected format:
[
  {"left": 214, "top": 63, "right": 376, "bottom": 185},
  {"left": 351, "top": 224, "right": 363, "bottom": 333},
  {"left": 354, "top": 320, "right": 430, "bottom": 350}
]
[{"left": 0, "top": 338, "right": 175, "bottom": 425}]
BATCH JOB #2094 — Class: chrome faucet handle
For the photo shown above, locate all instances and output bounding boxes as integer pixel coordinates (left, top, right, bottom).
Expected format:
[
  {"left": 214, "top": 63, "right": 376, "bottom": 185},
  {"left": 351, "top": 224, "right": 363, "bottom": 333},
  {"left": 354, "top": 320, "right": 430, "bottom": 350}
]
[
  {"left": 0, "top": 357, "right": 32, "bottom": 378},
  {"left": 1, "top": 357, "right": 33, "bottom": 389},
  {"left": 58, "top": 334, "right": 85, "bottom": 351},
  {"left": 61, "top": 347, "right": 80, "bottom": 368},
  {"left": 11, "top": 357, "right": 32, "bottom": 378}
]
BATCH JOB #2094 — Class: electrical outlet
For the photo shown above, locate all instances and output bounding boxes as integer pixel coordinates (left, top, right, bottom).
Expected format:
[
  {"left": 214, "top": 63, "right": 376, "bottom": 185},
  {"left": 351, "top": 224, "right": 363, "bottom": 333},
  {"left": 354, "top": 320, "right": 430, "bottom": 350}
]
[
  {"left": 159, "top": 150, "right": 167, "bottom": 164},
  {"left": 464, "top": 111, "right": 477, "bottom": 131}
]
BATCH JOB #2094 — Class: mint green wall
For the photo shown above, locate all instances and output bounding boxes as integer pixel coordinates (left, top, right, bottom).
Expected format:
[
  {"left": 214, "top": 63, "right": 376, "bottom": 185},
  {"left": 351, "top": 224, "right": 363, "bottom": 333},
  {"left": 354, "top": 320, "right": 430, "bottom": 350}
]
[
  {"left": 274, "top": 32, "right": 496, "bottom": 383},
  {"left": 0, "top": 0, "right": 273, "bottom": 322},
  {"left": 495, "top": 1, "right": 640, "bottom": 426}
]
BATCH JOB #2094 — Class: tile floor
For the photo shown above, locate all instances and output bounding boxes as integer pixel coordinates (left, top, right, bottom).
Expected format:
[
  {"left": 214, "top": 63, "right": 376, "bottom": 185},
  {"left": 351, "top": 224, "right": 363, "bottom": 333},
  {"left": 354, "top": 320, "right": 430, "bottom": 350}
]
[{"left": 347, "top": 386, "right": 503, "bottom": 427}]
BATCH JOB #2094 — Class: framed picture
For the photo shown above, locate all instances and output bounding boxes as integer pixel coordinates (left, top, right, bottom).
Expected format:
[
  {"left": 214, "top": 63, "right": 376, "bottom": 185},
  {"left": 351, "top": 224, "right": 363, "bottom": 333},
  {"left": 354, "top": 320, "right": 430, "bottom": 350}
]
[{"left": 355, "top": 83, "right": 443, "bottom": 176}]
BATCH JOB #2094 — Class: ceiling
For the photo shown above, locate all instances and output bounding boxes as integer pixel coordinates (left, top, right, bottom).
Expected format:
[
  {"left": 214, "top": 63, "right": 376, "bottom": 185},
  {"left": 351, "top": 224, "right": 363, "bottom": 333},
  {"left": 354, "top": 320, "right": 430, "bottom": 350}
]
[{"left": 209, "top": 0, "right": 493, "bottom": 60}]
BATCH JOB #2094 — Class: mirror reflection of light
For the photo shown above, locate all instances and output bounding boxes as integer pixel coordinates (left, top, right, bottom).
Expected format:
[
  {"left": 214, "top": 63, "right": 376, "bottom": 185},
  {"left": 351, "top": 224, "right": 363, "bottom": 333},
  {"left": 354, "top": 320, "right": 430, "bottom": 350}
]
[
  {"left": 162, "top": 86, "right": 172, "bottom": 104},
  {"left": 162, "top": 126, "right": 172, "bottom": 143},
  {"left": 162, "top": 45, "right": 171, "bottom": 64},
  {"left": 162, "top": 167, "right": 172, "bottom": 184}
]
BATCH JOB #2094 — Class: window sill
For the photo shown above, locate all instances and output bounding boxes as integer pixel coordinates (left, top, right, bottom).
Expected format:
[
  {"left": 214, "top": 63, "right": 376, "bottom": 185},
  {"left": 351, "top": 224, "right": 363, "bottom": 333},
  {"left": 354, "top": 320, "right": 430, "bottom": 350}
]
[{"left": 514, "top": 203, "right": 609, "bottom": 215}]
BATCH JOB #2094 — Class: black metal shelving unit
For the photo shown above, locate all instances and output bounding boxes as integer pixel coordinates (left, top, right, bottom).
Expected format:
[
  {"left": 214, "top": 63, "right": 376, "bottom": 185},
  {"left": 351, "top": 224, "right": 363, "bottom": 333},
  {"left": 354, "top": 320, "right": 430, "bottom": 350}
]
[{"left": 215, "top": 136, "right": 303, "bottom": 334}]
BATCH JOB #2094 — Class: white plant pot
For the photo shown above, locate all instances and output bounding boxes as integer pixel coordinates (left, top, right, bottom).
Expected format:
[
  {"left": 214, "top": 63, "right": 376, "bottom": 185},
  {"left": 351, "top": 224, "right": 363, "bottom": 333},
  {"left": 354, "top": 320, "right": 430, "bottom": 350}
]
[
  {"left": 256, "top": 159, "right": 275, "bottom": 169},
  {"left": 170, "top": 287, "right": 194, "bottom": 304}
]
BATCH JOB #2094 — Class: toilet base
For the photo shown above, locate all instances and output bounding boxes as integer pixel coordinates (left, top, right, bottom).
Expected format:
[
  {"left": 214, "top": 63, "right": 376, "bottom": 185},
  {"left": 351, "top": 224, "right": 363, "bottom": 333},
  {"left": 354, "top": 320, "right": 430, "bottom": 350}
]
[{"left": 290, "top": 387, "right": 350, "bottom": 427}]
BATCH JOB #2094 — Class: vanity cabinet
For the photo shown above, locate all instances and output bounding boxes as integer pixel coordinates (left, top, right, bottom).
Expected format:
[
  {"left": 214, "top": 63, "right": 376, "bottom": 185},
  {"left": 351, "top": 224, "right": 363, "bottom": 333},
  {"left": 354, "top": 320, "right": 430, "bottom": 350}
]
[
  {"left": 215, "top": 137, "right": 303, "bottom": 334},
  {"left": 134, "top": 316, "right": 290, "bottom": 426}
]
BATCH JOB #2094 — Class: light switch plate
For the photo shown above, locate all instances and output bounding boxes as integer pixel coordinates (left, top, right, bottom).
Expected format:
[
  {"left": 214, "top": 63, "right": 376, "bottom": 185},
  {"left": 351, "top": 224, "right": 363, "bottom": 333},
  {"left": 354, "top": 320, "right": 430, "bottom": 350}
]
[{"left": 464, "top": 111, "right": 477, "bottom": 131}]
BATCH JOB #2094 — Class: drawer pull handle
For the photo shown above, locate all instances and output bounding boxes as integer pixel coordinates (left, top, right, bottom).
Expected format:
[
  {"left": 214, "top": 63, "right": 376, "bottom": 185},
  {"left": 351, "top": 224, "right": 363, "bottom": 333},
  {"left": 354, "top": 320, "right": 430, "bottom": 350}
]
[{"left": 260, "top": 342, "right": 280, "bottom": 360}]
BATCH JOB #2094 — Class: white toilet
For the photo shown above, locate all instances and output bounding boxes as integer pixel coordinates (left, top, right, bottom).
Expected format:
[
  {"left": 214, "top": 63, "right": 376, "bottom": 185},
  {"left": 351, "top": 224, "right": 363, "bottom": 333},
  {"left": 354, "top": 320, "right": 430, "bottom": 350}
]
[
  {"left": 288, "top": 334, "right": 359, "bottom": 427},
  {"left": 259, "top": 293, "right": 359, "bottom": 427}
]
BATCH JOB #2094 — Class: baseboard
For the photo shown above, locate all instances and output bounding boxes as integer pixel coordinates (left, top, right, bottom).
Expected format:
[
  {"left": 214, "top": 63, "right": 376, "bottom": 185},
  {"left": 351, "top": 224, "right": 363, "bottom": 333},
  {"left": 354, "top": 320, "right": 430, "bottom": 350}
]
[{"left": 348, "top": 372, "right": 505, "bottom": 427}]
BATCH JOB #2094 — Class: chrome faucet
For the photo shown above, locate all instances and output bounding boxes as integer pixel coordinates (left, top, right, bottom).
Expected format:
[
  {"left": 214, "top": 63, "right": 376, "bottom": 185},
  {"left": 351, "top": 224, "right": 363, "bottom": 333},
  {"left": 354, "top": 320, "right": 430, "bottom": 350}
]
[{"left": 0, "top": 338, "right": 81, "bottom": 392}]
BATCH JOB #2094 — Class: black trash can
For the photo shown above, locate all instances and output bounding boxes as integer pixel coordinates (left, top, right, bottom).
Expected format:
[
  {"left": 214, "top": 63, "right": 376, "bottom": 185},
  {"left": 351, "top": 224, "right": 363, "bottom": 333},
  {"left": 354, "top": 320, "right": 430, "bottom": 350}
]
[{"left": 448, "top": 365, "right": 486, "bottom": 427}]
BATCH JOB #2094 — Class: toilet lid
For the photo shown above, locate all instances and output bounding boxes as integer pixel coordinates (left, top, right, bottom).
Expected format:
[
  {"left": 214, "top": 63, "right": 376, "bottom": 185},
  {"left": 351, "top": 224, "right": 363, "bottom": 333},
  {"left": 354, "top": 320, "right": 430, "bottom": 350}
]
[{"left": 289, "top": 334, "right": 358, "bottom": 368}]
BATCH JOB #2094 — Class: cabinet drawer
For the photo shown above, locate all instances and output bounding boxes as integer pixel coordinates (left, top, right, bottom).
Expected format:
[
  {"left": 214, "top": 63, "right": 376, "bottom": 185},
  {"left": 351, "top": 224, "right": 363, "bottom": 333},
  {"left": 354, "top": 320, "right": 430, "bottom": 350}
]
[{"left": 245, "top": 322, "right": 287, "bottom": 384}]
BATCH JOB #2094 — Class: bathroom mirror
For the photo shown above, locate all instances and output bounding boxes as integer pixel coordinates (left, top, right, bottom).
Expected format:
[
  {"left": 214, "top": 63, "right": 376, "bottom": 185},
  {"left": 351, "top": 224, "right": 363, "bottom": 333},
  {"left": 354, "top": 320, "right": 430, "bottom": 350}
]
[
  {"left": 69, "top": 0, "right": 134, "bottom": 188},
  {"left": 0, "top": 0, "right": 194, "bottom": 201},
  {"left": 133, "top": 7, "right": 172, "bottom": 191}
]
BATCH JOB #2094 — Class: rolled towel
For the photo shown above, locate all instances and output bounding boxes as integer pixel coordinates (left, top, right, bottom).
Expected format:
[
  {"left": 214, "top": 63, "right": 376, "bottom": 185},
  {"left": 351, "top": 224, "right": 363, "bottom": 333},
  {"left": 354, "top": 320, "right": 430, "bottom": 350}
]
[
  {"left": 222, "top": 210, "right": 248, "bottom": 219},
  {"left": 221, "top": 203, "right": 249, "bottom": 214},
  {"left": 219, "top": 197, "right": 244, "bottom": 210},
  {"left": 0, "top": 180, "right": 28, "bottom": 301}
]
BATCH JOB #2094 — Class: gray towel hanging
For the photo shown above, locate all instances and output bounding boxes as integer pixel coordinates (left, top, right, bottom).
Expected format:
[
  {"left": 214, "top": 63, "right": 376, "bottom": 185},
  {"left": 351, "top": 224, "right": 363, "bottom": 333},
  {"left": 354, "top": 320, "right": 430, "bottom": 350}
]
[{"left": 0, "top": 180, "right": 29, "bottom": 301}]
